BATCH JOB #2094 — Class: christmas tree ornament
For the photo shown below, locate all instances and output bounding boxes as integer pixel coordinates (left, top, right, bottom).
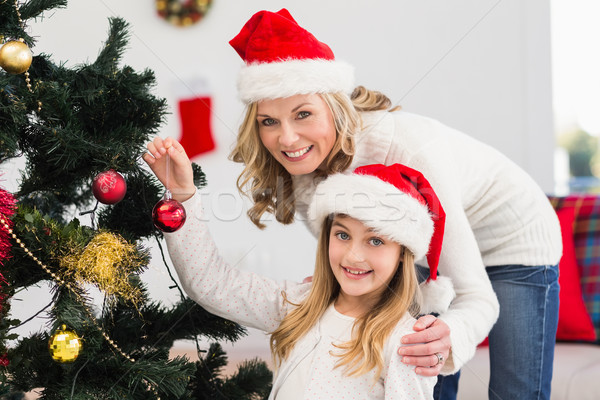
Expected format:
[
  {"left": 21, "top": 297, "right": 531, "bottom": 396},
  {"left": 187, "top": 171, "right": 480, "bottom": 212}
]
[
  {"left": 0, "top": 39, "right": 33, "bottom": 74},
  {"left": 60, "top": 232, "right": 144, "bottom": 305},
  {"left": 92, "top": 169, "right": 127, "bottom": 204},
  {"left": 48, "top": 325, "right": 82, "bottom": 363},
  {"left": 152, "top": 190, "right": 186, "bottom": 232}
]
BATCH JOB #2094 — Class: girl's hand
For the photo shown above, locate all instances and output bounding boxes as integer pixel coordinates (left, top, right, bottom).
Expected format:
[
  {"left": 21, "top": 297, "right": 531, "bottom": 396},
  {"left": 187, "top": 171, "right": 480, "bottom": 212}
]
[
  {"left": 142, "top": 137, "right": 196, "bottom": 202},
  {"left": 398, "top": 315, "right": 452, "bottom": 376}
]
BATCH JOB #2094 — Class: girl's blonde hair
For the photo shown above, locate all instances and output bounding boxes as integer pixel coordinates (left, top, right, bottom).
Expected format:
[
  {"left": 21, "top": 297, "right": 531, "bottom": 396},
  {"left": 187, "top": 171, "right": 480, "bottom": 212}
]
[
  {"left": 229, "top": 86, "right": 399, "bottom": 229},
  {"left": 269, "top": 215, "right": 419, "bottom": 380}
]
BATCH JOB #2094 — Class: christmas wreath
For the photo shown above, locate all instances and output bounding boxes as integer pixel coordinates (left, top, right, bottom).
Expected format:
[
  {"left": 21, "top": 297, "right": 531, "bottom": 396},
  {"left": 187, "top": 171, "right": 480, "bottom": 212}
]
[{"left": 156, "top": 0, "right": 212, "bottom": 27}]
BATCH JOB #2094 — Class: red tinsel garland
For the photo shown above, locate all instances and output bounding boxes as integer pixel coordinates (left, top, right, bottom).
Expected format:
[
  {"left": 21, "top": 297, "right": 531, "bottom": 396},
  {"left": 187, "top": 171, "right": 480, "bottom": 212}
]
[
  {"left": 0, "top": 186, "right": 16, "bottom": 266},
  {"left": 0, "top": 186, "right": 16, "bottom": 320}
]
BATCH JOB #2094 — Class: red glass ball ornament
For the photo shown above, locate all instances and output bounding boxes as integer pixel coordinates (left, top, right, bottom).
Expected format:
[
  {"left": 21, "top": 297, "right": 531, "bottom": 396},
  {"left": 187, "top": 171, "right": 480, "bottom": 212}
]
[
  {"left": 152, "top": 198, "right": 186, "bottom": 232},
  {"left": 92, "top": 169, "right": 127, "bottom": 204}
]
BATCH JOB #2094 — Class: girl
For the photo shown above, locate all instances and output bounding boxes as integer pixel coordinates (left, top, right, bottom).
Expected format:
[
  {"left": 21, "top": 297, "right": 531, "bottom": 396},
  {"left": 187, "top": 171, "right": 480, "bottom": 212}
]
[{"left": 161, "top": 162, "right": 454, "bottom": 399}]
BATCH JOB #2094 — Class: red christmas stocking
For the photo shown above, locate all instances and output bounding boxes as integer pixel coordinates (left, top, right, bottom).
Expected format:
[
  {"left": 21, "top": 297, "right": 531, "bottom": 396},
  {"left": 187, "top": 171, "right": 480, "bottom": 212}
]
[{"left": 178, "top": 96, "right": 215, "bottom": 159}]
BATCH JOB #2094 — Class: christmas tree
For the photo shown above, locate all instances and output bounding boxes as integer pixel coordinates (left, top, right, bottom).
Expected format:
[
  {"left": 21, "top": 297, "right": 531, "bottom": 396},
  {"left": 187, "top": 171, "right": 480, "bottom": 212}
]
[{"left": 0, "top": 1, "right": 271, "bottom": 398}]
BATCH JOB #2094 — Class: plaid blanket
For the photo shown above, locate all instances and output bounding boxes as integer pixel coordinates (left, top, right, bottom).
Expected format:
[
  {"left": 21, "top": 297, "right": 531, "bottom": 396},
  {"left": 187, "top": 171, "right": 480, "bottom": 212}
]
[{"left": 549, "top": 195, "right": 600, "bottom": 343}]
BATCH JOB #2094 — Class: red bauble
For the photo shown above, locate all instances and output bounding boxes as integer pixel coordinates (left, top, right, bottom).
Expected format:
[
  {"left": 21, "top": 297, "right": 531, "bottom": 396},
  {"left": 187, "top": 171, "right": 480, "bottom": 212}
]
[
  {"left": 152, "top": 198, "right": 186, "bottom": 232},
  {"left": 92, "top": 169, "right": 127, "bottom": 204}
]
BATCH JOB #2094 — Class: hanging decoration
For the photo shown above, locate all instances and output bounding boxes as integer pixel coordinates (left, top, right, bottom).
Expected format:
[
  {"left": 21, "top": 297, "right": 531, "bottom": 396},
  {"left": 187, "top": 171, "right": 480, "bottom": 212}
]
[
  {"left": 2, "top": 0, "right": 42, "bottom": 111},
  {"left": 0, "top": 39, "right": 32, "bottom": 74},
  {"left": 153, "top": 191, "right": 186, "bottom": 233},
  {"left": 155, "top": 0, "right": 212, "bottom": 27},
  {"left": 48, "top": 325, "right": 82, "bottom": 363},
  {"left": 178, "top": 95, "right": 215, "bottom": 159},
  {"left": 152, "top": 153, "right": 186, "bottom": 233},
  {"left": 92, "top": 169, "right": 127, "bottom": 205}
]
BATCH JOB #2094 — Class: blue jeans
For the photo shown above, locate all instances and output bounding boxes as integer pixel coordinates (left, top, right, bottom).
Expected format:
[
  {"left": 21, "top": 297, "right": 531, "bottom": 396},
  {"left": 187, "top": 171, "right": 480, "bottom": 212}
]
[{"left": 434, "top": 264, "right": 560, "bottom": 400}]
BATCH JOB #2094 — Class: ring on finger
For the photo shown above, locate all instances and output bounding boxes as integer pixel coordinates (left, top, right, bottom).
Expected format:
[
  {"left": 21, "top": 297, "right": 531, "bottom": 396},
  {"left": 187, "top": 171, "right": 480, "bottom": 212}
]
[{"left": 434, "top": 352, "right": 444, "bottom": 366}]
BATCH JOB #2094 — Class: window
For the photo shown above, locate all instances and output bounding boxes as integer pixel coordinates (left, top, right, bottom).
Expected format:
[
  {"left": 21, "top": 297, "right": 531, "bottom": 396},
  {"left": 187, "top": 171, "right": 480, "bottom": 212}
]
[{"left": 552, "top": 0, "right": 600, "bottom": 194}]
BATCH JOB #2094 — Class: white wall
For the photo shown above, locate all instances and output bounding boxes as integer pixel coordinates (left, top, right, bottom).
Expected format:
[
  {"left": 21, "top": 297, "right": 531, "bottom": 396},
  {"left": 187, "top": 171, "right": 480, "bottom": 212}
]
[{"left": 6, "top": 0, "right": 554, "bottom": 354}]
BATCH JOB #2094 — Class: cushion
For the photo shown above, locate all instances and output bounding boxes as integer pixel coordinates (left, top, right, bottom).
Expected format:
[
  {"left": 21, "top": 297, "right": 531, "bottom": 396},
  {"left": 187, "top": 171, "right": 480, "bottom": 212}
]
[
  {"left": 477, "top": 203, "right": 597, "bottom": 345},
  {"left": 555, "top": 207, "right": 597, "bottom": 341},
  {"left": 550, "top": 195, "right": 600, "bottom": 343}
]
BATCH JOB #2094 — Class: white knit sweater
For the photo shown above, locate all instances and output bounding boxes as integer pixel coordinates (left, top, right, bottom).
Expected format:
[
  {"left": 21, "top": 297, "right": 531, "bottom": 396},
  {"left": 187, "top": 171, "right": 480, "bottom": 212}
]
[
  {"left": 292, "top": 110, "right": 562, "bottom": 373},
  {"left": 164, "top": 194, "right": 435, "bottom": 399}
]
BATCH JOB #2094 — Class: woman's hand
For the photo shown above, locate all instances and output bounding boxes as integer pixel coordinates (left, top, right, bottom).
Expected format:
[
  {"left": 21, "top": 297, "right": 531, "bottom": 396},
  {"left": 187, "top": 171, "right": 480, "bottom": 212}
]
[
  {"left": 398, "top": 315, "right": 451, "bottom": 376},
  {"left": 142, "top": 137, "right": 196, "bottom": 202}
]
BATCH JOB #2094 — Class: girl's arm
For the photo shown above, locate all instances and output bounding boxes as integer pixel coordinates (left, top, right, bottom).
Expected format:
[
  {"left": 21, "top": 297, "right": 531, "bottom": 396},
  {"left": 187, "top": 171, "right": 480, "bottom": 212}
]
[
  {"left": 163, "top": 190, "right": 309, "bottom": 332},
  {"left": 143, "top": 137, "right": 196, "bottom": 203},
  {"left": 384, "top": 323, "right": 437, "bottom": 399}
]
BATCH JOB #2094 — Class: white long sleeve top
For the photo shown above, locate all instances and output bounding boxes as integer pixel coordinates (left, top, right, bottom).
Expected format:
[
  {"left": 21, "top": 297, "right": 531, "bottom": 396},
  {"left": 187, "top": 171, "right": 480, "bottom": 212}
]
[
  {"left": 292, "top": 110, "right": 562, "bottom": 373},
  {"left": 164, "top": 193, "right": 435, "bottom": 399}
]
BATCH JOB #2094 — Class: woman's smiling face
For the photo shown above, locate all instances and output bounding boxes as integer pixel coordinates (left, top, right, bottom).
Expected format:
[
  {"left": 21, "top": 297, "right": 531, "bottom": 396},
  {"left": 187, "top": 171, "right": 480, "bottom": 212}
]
[{"left": 256, "top": 94, "right": 336, "bottom": 176}]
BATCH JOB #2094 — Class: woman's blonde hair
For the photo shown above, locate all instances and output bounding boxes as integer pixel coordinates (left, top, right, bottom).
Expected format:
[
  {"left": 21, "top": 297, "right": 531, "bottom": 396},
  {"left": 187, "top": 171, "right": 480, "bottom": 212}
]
[
  {"left": 270, "top": 215, "right": 419, "bottom": 380},
  {"left": 229, "top": 86, "right": 399, "bottom": 229}
]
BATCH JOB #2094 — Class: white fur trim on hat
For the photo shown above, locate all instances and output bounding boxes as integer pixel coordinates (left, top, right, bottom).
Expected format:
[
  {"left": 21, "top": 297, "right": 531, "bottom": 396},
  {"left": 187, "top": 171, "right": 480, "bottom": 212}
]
[
  {"left": 307, "top": 173, "right": 434, "bottom": 260},
  {"left": 237, "top": 58, "right": 355, "bottom": 104},
  {"left": 419, "top": 276, "right": 455, "bottom": 314}
]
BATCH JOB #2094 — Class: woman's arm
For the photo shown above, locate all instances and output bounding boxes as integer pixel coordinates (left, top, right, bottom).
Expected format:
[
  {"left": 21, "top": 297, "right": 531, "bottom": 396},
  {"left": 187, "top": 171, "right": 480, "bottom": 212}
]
[
  {"left": 385, "top": 113, "right": 500, "bottom": 374},
  {"left": 398, "top": 315, "right": 451, "bottom": 376}
]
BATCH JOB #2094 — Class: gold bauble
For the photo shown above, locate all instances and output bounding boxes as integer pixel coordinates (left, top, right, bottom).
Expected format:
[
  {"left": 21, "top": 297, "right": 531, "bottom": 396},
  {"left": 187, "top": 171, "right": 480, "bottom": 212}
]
[
  {"left": 0, "top": 40, "right": 33, "bottom": 74},
  {"left": 48, "top": 325, "right": 82, "bottom": 363}
]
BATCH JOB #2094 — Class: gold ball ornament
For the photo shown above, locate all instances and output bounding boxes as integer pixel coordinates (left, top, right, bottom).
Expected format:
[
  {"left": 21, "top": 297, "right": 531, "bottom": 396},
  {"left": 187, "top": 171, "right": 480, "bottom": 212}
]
[
  {"left": 48, "top": 325, "right": 82, "bottom": 363},
  {"left": 0, "top": 40, "right": 33, "bottom": 74}
]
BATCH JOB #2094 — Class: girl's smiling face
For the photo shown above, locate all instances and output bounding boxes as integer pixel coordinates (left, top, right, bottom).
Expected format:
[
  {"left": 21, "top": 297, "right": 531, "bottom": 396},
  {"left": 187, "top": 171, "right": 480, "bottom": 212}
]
[
  {"left": 328, "top": 215, "right": 402, "bottom": 316},
  {"left": 257, "top": 94, "right": 336, "bottom": 176}
]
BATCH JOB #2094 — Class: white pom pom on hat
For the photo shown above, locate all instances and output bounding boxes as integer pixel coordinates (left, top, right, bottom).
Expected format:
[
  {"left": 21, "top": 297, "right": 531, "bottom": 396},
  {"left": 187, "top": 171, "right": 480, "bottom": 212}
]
[
  {"left": 308, "top": 163, "right": 455, "bottom": 314},
  {"left": 229, "top": 8, "right": 355, "bottom": 104}
]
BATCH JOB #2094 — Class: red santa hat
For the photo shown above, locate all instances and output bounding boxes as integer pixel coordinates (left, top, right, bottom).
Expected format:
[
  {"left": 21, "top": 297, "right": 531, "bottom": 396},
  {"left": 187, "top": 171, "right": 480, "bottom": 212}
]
[
  {"left": 307, "top": 163, "right": 455, "bottom": 314},
  {"left": 229, "top": 8, "right": 354, "bottom": 104}
]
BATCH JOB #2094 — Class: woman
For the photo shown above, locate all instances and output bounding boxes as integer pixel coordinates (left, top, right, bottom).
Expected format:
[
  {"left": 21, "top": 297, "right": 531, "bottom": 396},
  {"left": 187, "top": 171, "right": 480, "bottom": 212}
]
[{"left": 145, "top": 8, "right": 561, "bottom": 400}]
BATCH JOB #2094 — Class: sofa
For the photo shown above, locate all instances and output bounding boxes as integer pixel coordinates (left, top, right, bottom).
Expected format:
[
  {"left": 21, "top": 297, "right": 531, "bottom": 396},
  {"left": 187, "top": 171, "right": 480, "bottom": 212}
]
[{"left": 457, "top": 194, "right": 600, "bottom": 399}]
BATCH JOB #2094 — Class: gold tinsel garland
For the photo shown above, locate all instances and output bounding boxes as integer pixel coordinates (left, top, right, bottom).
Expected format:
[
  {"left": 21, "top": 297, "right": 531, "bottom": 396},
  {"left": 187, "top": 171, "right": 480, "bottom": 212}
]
[
  {"left": 0, "top": 213, "right": 135, "bottom": 362},
  {"left": 60, "top": 232, "right": 144, "bottom": 307}
]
